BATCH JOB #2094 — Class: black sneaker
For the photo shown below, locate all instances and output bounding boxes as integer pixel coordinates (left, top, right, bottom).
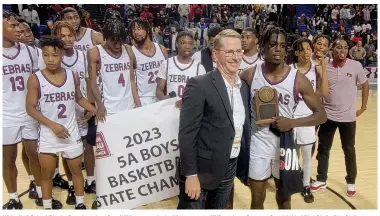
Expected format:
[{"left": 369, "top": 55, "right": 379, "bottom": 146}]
[
  {"left": 66, "top": 186, "right": 76, "bottom": 205},
  {"left": 302, "top": 186, "right": 314, "bottom": 203},
  {"left": 35, "top": 198, "right": 63, "bottom": 209},
  {"left": 2, "top": 199, "right": 23, "bottom": 209},
  {"left": 53, "top": 174, "right": 69, "bottom": 189},
  {"left": 75, "top": 203, "right": 87, "bottom": 209},
  {"left": 28, "top": 181, "right": 38, "bottom": 199},
  {"left": 91, "top": 200, "right": 98, "bottom": 209},
  {"left": 85, "top": 180, "right": 96, "bottom": 194}
]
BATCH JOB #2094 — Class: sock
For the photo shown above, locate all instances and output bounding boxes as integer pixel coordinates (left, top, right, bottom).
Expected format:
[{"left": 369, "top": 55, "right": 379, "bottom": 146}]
[
  {"left": 68, "top": 181, "right": 73, "bottom": 187},
  {"left": 53, "top": 168, "right": 59, "bottom": 177},
  {"left": 301, "top": 144, "right": 313, "bottom": 187},
  {"left": 43, "top": 198, "right": 52, "bottom": 209},
  {"left": 36, "top": 186, "right": 42, "bottom": 198},
  {"left": 76, "top": 196, "right": 84, "bottom": 206},
  {"left": 9, "top": 192, "right": 19, "bottom": 202},
  {"left": 87, "top": 176, "right": 95, "bottom": 185},
  {"left": 29, "top": 175, "right": 35, "bottom": 181}
]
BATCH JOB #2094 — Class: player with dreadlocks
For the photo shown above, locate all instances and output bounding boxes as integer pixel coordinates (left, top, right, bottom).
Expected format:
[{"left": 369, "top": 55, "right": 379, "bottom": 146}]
[
  {"left": 88, "top": 19, "right": 140, "bottom": 124},
  {"left": 237, "top": 27, "right": 326, "bottom": 209},
  {"left": 129, "top": 18, "right": 168, "bottom": 106},
  {"left": 290, "top": 37, "right": 328, "bottom": 203}
]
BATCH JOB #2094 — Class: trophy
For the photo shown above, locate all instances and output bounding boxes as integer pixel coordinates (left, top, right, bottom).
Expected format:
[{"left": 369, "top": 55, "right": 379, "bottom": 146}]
[{"left": 254, "top": 86, "right": 279, "bottom": 125}]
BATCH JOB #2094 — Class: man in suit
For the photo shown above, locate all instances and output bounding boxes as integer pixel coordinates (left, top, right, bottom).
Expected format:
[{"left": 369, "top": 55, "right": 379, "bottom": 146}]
[{"left": 177, "top": 29, "right": 251, "bottom": 209}]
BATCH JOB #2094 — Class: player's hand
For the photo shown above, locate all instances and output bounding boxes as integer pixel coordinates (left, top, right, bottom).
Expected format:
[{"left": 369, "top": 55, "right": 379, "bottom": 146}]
[
  {"left": 175, "top": 99, "right": 182, "bottom": 109},
  {"left": 49, "top": 122, "right": 70, "bottom": 139},
  {"left": 356, "top": 108, "right": 366, "bottom": 117},
  {"left": 273, "top": 116, "right": 295, "bottom": 132},
  {"left": 96, "top": 103, "right": 106, "bottom": 123},
  {"left": 315, "top": 52, "right": 326, "bottom": 76},
  {"left": 185, "top": 175, "right": 201, "bottom": 200}
]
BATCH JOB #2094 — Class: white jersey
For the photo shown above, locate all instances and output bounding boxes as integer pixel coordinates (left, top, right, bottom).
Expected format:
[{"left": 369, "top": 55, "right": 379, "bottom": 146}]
[
  {"left": 35, "top": 69, "right": 82, "bottom": 150},
  {"left": 157, "top": 56, "right": 206, "bottom": 98},
  {"left": 32, "top": 46, "right": 45, "bottom": 70},
  {"left": 3, "top": 42, "right": 35, "bottom": 127},
  {"left": 291, "top": 63, "right": 317, "bottom": 117},
  {"left": 74, "top": 28, "right": 95, "bottom": 52},
  {"left": 238, "top": 53, "right": 261, "bottom": 75},
  {"left": 97, "top": 45, "right": 135, "bottom": 115},
  {"left": 132, "top": 43, "right": 166, "bottom": 98},
  {"left": 61, "top": 50, "right": 88, "bottom": 136},
  {"left": 251, "top": 62, "right": 299, "bottom": 159}
]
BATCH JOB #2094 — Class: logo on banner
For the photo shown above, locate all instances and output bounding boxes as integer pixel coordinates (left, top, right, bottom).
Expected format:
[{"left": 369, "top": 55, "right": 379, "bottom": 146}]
[{"left": 96, "top": 132, "right": 111, "bottom": 159}]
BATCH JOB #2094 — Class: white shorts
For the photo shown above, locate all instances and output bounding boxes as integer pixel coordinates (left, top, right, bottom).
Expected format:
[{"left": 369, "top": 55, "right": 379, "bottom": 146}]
[
  {"left": 3, "top": 123, "right": 38, "bottom": 145},
  {"left": 249, "top": 156, "right": 280, "bottom": 181},
  {"left": 140, "top": 96, "right": 158, "bottom": 106},
  {"left": 295, "top": 126, "right": 316, "bottom": 145},
  {"left": 38, "top": 145, "right": 83, "bottom": 159}
]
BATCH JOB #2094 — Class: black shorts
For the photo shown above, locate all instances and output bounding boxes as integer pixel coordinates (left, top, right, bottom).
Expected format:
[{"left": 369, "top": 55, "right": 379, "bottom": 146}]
[{"left": 86, "top": 116, "right": 97, "bottom": 146}]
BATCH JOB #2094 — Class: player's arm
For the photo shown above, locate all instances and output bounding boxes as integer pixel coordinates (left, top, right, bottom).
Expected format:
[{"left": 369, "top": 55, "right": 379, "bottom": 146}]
[
  {"left": 125, "top": 45, "right": 141, "bottom": 107},
  {"left": 156, "top": 60, "right": 169, "bottom": 100},
  {"left": 315, "top": 56, "right": 329, "bottom": 98},
  {"left": 87, "top": 47, "right": 106, "bottom": 122},
  {"left": 26, "top": 74, "right": 69, "bottom": 139},
  {"left": 356, "top": 64, "right": 369, "bottom": 117},
  {"left": 83, "top": 53, "right": 95, "bottom": 103},
  {"left": 73, "top": 72, "right": 97, "bottom": 115},
  {"left": 239, "top": 65, "right": 256, "bottom": 87},
  {"left": 159, "top": 44, "right": 168, "bottom": 59},
  {"left": 92, "top": 30, "right": 104, "bottom": 45}
]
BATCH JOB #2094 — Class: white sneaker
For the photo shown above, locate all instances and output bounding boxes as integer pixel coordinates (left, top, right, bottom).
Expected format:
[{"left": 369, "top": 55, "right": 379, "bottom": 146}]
[
  {"left": 346, "top": 184, "right": 356, "bottom": 197},
  {"left": 310, "top": 181, "right": 327, "bottom": 192}
]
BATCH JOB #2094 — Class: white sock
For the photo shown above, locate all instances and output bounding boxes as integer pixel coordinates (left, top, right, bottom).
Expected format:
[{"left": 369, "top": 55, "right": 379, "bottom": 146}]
[
  {"left": 76, "top": 196, "right": 84, "bottom": 206},
  {"left": 68, "top": 181, "right": 73, "bottom": 187},
  {"left": 9, "top": 192, "right": 19, "bottom": 202},
  {"left": 53, "top": 168, "right": 59, "bottom": 177},
  {"left": 29, "top": 175, "right": 35, "bottom": 181},
  {"left": 301, "top": 144, "right": 313, "bottom": 187},
  {"left": 87, "top": 176, "right": 95, "bottom": 185},
  {"left": 36, "top": 186, "right": 42, "bottom": 198},
  {"left": 43, "top": 198, "right": 52, "bottom": 209}
]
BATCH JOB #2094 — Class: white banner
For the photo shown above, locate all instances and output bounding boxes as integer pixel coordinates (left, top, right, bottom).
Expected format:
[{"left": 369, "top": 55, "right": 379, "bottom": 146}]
[{"left": 95, "top": 98, "right": 180, "bottom": 209}]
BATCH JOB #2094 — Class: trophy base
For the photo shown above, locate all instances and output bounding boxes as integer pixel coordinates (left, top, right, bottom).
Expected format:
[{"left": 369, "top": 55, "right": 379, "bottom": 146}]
[{"left": 256, "top": 119, "right": 276, "bottom": 125}]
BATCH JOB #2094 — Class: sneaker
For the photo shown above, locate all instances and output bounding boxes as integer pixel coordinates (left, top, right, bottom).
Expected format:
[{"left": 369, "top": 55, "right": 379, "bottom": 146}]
[
  {"left": 91, "top": 200, "right": 98, "bottom": 209},
  {"left": 346, "top": 184, "right": 356, "bottom": 197},
  {"left": 28, "top": 181, "right": 38, "bottom": 199},
  {"left": 35, "top": 198, "right": 63, "bottom": 209},
  {"left": 75, "top": 203, "right": 87, "bottom": 209},
  {"left": 85, "top": 180, "right": 96, "bottom": 194},
  {"left": 301, "top": 186, "right": 314, "bottom": 203},
  {"left": 53, "top": 174, "right": 69, "bottom": 189},
  {"left": 2, "top": 199, "right": 23, "bottom": 210},
  {"left": 66, "top": 186, "right": 76, "bottom": 205},
  {"left": 310, "top": 181, "right": 327, "bottom": 192}
]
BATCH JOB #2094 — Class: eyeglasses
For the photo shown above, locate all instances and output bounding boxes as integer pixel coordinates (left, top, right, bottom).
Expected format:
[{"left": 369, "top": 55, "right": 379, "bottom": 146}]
[{"left": 216, "top": 49, "right": 244, "bottom": 57}]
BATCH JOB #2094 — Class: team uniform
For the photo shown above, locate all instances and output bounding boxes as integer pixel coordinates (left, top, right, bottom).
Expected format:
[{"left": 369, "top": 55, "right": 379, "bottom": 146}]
[
  {"left": 238, "top": 53, "right": 261, "bottom": 75},
  {"left": 96, "top": 45, "right": 135, "bottom": 115},
  {"left": 61, "top": 49, "right": 88, "bottom": 137},
  {"left": 3, "top": 42, "right": 38, "bottom": 145},
  {"left": 31, "top": 45, "right": 45, "bottom": 70},
  {"left": 249, "top": 63, "right": 299, "bottom": 180},
  {"left": 157, "top": 56, "right": 206, "bottom": 98},
  {"left": 132, "top": 43, "right": 166, "bottom": 106},
  {"left": 291, "top": 63, "right": 317, "bottom": 145},
  {"left": 34, "top": 69, "right": 83, "bottom": 159},
  {"left": 74, "top": 28, "right": 95, "bottom": 52}
]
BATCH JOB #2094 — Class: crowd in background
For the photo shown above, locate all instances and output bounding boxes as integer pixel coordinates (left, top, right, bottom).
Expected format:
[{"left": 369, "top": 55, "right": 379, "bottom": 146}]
[{"left": 8, "top": 4, "right": 378, "bottom": 67}]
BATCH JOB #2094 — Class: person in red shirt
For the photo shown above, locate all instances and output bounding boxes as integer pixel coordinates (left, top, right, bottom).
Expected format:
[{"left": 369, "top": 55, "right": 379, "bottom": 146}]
[
  {"left": 351, "top": 32, "right": 362, "bottom": 45},
  {"left": 140, "top": 6, "right": 153, "bottom": 20}
]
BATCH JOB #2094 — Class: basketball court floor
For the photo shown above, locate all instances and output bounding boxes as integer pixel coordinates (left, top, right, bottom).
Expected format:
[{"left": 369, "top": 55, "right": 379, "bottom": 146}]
[{"left": 2, "top": 89, "right": 377, "bottom": 210}]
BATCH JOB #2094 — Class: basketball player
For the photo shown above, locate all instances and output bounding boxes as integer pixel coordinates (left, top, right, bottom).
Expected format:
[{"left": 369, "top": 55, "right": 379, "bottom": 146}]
[
  {"left": 239, "top": 27, "right": 327, "bottom": 209},
  {"left": 129, "top": 18, "right": 168, "bottom": 106},
  {"left": 238, "top": 28, "right": 260, "bottom": 74},
  {"left": 88, "top": 19, "right": 140, "bottom": 122},
  {"left": 26, "top": 36, "right": 97, "bottom": 210},
  {"left": 17, "top": 18, "right": 69, "bottom": 194},
  {"left": 290, "top": 38, "right": 328, "bottom": 203},
  {"left": 311, "top": 34, "right": 331, "bottom": 65},
  {"left": 2, "top": 11, "right": 39, "bottom": 209},
  {"left": 61, "top": 7, "right": 104, "bottom": 52},
  {"left": 156, "top": 31, "right": 206, "bottom": 105},
  {"left": 51, "top": 21, "right": 96, "bottom": 206}
]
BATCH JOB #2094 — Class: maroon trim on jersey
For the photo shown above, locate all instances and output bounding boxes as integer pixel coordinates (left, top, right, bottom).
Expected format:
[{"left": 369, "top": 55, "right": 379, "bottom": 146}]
[
  {"left": 262, "top": 64, "right": 291, "bottom": 85},
  {"left": 293, "top": 62, "right": 312, "bottom": 75},
  {"left": 25, "top": 44, "right": 34, "bottom": 72},
  {"left": 3, "top": 42, "right": 21, "bottom": 60},
  {"left": 34, "top": 73, "right": 41, "bottom": 100},
  {"left": 102, "top": 44, "right": 123, "bottom": 59},
  {"left": 242, "top": 54, "right": 259, "bottom": 65},
  {"left": 293, "top": 72, "right": 300, "bottom": 103},
  {"left": 90, "top": 29, "right": 96, "bottom": 46},
  {"left": 41, "top": 69, "right": 68, "bottom": 88},
  {"left": 133, "top": 42, "right": 157, "bottom": 58},
  {"left": 62, "top": 49, "right": 79, "bottom": 67},
  {"left": 173, "top": 57, "right": 194, "bottom": 71},
  {"left": 75, "top": 28, "right": 87, "bottom": 42}
]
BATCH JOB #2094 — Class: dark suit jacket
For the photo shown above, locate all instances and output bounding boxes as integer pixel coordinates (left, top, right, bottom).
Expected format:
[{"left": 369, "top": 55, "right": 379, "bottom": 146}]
[{"left": 177, "top": 69, "right": 251, "bottom": 190}]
